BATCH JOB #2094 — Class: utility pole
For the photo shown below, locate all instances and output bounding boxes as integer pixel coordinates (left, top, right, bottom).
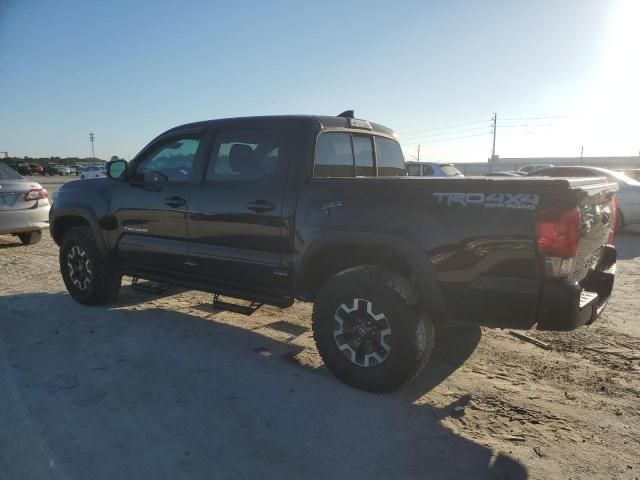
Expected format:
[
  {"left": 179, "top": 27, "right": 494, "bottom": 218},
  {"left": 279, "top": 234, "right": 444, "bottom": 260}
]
[
  {"left": 491, "top": 112, "right": 497, "bottom": 160},
  {"left": 417, "top": 144, "right": 421, "bottom": 162},
  {"left": 89, "top": 133, "right": 95, "bottom": 161},
  {"left": 580, "top": 145, "right": 584, "bottom": 164}
]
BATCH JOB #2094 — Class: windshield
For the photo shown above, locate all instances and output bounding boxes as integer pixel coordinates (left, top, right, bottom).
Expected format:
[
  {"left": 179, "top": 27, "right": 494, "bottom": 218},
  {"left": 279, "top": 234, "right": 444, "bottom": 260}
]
[
  {"left": 0, "top": 162, "right": 23, "bottom": 180},
  {"left": 441, "top": 165, "right": 463, "bottom": 176}
]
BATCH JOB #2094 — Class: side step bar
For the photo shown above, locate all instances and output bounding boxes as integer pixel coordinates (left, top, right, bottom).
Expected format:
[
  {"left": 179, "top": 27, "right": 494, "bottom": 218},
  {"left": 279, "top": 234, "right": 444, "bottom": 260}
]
[
  {"left": 213, "top": 294, "right": 263, "bottom": 316},
  {"left": 131, "top": 276, "right": 170, "bottom": 295}
]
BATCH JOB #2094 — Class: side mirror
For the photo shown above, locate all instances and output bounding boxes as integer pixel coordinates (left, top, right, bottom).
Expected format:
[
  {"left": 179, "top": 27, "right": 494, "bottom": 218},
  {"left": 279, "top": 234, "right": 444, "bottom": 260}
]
[{"left": 107, "top": 160, "right": 128, "bottom": 180}]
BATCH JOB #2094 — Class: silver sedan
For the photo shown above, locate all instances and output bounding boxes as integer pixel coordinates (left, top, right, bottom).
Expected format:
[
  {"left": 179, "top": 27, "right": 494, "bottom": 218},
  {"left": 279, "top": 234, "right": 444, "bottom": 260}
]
[{"left": 0, "top": 162, "right": 51, "bottom": 244}]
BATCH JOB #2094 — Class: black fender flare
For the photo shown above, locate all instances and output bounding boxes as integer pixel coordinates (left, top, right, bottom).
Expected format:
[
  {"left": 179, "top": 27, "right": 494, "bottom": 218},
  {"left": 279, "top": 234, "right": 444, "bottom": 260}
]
[
  {"left": 295, "top": 232, "right": 450, "bottom": 323},
  {"left": 50, "top": 205, "right": 108, "bottom": 252}
]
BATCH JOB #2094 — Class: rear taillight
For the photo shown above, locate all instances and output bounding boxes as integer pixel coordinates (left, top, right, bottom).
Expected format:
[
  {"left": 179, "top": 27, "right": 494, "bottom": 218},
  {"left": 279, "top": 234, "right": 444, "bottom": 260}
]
[
  {"left": 536, "top": 207, "right": 581, "bottom": 277},
  {"left": 608, "top": 195, "right": 618, "bottom": 244},
  {"left": 536, "top": 207, "right": 581, "bottom": 258},
  {"left": 24, "top": 188, "right": 48, "bottom": 201}
]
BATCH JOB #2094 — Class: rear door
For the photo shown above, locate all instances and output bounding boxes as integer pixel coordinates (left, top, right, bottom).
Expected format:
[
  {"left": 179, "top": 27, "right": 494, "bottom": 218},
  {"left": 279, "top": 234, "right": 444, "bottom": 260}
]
[
  {"left": 186, "top": 128, "right": 290, "bottom": 293},
  {"left": 110, "top": 134, "right": 204, "bottom": 275}
]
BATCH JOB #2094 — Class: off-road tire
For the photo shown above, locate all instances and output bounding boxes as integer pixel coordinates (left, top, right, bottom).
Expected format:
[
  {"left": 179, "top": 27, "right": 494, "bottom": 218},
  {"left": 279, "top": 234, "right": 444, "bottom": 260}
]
[
  {"left": 312, "top": 266, "right": 434, "bottom": 393},
  {"left": 18, "top": 230, "right": 42, "bottom": 245},
  {"left": 60, "top": 226, "right": 122, "bottom": 305}
]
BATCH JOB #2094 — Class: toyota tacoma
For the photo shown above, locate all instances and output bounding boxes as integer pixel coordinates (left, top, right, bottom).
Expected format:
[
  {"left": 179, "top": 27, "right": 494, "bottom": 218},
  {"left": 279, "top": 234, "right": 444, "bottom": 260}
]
[{"left": 50, "top": 112, "right": 618, "bottom": 392}]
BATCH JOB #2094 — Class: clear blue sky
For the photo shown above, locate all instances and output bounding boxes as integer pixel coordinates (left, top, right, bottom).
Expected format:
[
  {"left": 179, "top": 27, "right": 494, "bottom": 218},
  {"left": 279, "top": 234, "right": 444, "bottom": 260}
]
[{"left": 1, "top": 0, "right": 637, "bottom": 162}]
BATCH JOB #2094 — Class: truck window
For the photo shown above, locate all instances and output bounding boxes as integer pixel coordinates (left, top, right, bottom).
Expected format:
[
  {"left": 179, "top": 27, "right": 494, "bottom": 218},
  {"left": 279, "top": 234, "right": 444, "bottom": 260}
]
[
  {"left": 375, "top": 137, "right": 406, "bottom": 176},
  {"left": 314, "top": 133, "right": 354, "bottom": 177},
  {"left": 138, "top": 137, "right": 200, "bottom": 182},
  {"left": 353, "top": 135, "right": 374, "bottom": 176},
  {"left": 207, "top": 129, "right": 281, "bottom": 182}
]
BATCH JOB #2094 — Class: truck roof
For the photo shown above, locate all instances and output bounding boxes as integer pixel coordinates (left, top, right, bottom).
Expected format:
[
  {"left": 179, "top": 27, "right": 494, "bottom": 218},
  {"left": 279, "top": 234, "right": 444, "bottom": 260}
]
[{"left": 159, "top": 115, "right": 396, "bottom": 138}]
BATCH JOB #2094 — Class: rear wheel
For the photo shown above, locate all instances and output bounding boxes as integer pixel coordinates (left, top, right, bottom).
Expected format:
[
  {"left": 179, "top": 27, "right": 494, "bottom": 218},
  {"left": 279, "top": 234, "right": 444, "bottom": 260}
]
[
  {"left": 312, "top": 266, "right": 434, "bottom": 393},
  {"left": 60, "top": 226, "right": 122, "bottom": 305},
  {"left": 17, "top": 230, "right": 42, "bottom": 245}
]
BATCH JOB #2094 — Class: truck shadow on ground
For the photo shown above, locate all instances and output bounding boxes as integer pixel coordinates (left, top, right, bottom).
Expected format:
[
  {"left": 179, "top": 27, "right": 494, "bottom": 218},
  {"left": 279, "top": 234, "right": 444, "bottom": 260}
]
[{"left": 0, "top": 292, "right": 527, "bottom": 479}]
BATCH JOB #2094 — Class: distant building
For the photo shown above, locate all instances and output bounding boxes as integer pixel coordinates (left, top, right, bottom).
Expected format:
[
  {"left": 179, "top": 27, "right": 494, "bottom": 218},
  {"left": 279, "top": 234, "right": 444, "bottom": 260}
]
[{"left": 453, "top": 155, "right": 640, "bottom": 175}]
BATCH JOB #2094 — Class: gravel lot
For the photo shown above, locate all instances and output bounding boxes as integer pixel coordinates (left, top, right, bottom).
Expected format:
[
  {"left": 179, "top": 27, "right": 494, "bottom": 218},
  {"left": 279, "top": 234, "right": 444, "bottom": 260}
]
[{"left": 1, "top": 225, "right": 639, "bottom": 479}]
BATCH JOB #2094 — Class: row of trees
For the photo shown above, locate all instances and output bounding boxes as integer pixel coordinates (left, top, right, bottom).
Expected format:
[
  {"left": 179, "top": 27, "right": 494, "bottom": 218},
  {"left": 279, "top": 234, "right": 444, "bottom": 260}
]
[{"left": 1, "top": 156, "right": 108, "bottom": 166}]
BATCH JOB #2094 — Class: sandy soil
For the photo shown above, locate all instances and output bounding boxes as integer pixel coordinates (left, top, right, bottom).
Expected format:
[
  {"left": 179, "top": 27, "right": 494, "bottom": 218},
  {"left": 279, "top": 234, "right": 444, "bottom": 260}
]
[{"left": 0, "top": 231, "right": 638, "bottom": 479}]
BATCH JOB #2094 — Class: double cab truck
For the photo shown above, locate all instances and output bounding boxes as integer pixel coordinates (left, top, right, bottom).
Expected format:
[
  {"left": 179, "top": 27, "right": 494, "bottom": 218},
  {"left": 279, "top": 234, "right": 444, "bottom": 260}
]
[{"left": 50, "top": 113, "right": 618, "bottom": 392}]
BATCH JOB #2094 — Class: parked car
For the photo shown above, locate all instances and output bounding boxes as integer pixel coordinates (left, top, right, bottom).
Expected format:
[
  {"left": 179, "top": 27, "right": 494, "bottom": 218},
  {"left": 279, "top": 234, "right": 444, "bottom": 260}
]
[
  {"left": 519, "top": 164, "right": 554, "bottom": 174},
  {"left": 48, "top": 164, "right": 72, "bottom": 176},
  {"left": 69, "top": 165, "right": 80, "bottom": 175},
  {"left": 29, "top": 164, "right": 45, "bottom": 175},
  {"left": 618, "top": 169, "right": 640, "bottom": 182},
  {"left": 526, "top": 166, "right": 640, "bottom": 231},
  {"left": 51, "top": 113, "right": 618, "bottom": 393},
  {"left": 0, "top": 161, "right": 50, "bottom": 244},
  {"left": 406, "top": 162, "right": 463, "bottom": 177},
  {"left": 486, "top": 171, "right": 525, "bottom": 177},
  {"left": 79, "top": 165, "right": 106, "bottom": 179}
]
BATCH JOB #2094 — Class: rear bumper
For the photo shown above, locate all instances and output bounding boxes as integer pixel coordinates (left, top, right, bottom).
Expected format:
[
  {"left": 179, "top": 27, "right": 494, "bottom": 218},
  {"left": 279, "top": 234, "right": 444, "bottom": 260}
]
[
  {"left": 537, "top": 245, "right": 617, "bottom": 331},
  {"left": 0, "top": 204, "right": 50, "bottom": 235}
]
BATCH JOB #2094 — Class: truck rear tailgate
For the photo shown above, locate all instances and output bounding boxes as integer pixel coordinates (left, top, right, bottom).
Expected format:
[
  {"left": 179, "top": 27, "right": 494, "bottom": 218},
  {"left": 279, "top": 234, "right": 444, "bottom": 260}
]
[{"left": 536, "top": 177, "right": 618, "bottom": 330}]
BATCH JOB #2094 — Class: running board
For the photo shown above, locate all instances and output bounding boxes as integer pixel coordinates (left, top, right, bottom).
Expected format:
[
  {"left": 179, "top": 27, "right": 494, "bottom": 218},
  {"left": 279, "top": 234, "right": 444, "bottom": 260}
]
[
  {"left": 213, "top": 294, "right": 263, "bottom": 316},
  {"left": 131, "top": 276, "right": 170, "bottom": 295}
]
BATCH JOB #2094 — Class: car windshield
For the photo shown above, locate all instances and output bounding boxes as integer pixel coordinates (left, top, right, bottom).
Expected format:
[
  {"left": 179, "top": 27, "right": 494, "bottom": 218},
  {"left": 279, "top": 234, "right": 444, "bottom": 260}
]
[
  {"left": 0, "top": 162, "right": 23, "bottom": 180},
  {"left": 441, "top": 165, "right": 463, "bottom": 176}
]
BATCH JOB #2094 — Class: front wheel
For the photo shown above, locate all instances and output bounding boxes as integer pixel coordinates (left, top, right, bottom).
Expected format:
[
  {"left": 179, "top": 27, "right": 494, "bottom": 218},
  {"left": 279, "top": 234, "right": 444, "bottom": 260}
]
[
  {"left": 60, "top": 226, "right": 122, "bottom": 305},
  {"left": 312, "top": 266, "right": 434, "bottom": 393}
]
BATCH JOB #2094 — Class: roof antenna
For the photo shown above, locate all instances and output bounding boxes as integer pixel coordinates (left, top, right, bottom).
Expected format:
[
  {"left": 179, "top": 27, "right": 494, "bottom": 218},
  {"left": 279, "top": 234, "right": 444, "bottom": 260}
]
[{"left": 337, "top": 110, "right": 354, "bottom": 119}]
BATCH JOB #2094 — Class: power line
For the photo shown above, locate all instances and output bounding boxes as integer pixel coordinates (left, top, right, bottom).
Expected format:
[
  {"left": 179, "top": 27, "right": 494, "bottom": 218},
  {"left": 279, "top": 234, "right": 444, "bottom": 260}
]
[
  {"left": 398, "top": 119, "right": 489, "bottom": 135},
  {"left": 499, "top": 123, "right": 556, "bottom": 128},
  {"left": 500, "top": 115, "right": 570, "bottom": 121},
  {"left": 400, "top": 124, "right": 490, "bottom": 141},
  {"left": 401, "top": 132, "right": 489, "bottom": 146}
]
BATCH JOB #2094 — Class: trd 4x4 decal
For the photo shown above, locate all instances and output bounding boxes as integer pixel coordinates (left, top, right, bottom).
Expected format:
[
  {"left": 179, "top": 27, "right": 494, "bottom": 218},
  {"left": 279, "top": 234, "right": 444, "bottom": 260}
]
[{"left": 433, "top": 192, "right": 539, "bottom": 210}]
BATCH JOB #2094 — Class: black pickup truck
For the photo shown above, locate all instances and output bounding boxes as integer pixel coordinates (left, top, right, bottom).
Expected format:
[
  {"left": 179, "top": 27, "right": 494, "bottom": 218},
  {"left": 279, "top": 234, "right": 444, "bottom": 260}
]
[{"left": 50, "top": 113, "right": 618, "bottom": 392}]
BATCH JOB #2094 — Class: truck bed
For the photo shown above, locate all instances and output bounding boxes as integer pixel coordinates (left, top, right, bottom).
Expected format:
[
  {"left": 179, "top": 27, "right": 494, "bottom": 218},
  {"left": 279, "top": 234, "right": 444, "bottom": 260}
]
[{"left": 295, "top": 175, "right": 617, "bottom": 330}]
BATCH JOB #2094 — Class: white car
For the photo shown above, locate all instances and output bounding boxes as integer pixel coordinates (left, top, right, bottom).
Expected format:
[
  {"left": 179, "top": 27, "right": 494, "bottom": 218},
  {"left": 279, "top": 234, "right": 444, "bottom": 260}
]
[
  {"left": 80, "top": 166, "right": 106, "bottom": 180},
  {"left": 405, "top": 162, "right": 464, "bottom": 177},
  {"left": 0, "top": 162, "right": 50, "bottom": 244},
  {"left": 527, "top": 166, "right": 640, "bottom": 231}
]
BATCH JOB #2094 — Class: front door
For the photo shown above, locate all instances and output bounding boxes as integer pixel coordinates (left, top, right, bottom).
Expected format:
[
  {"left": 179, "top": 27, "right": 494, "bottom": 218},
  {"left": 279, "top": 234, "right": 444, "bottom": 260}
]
[
  {"left": 110, "top": 135, "right": 204, "bottom": 276},
  {"left": 186, "top": 128, "right": 289, "bottom": 294}
]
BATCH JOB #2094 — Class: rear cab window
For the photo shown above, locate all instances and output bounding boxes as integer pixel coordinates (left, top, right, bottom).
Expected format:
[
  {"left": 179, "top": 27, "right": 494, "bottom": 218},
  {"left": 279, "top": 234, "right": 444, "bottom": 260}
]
[{"left": 313, "top": 132, "right": 406, "bottom": 178}]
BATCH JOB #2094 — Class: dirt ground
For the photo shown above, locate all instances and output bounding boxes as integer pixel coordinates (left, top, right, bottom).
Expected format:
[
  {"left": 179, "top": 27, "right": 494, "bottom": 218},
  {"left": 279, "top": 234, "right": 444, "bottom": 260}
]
[{"left": 1, "top": 229, "right": 639, "bottom": 479}]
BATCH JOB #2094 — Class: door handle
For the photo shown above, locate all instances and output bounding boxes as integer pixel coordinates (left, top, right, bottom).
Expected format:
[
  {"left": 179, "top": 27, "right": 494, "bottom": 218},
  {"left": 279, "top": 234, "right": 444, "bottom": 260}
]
[
  {"left": 165, "top": 196, "right": 186, "bottom": 208},
  {"left": 246, "top": 200, "right": 276, "bottom": 213}
]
